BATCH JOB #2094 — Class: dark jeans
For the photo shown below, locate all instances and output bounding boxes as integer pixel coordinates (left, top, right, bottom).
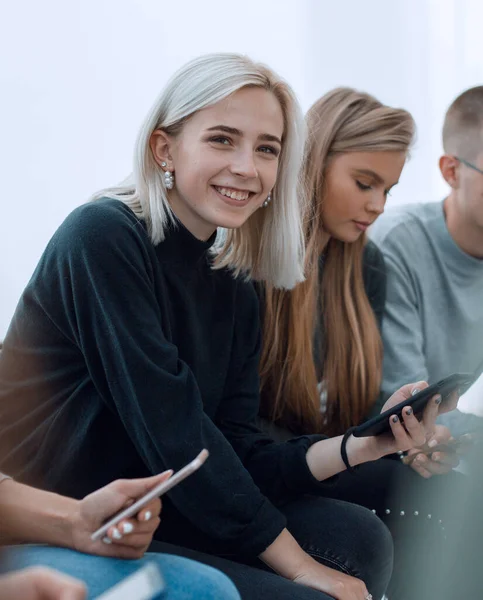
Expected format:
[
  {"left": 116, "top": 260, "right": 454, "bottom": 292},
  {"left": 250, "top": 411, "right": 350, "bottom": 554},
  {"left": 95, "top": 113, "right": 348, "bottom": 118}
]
[
  {"left": 151, "top": 496, "right": 394, "bottom": 600},
  {"left": 257, "top": 418, "right": 467, "bottom": 600},
  {"left": 321, "top": 457, "right": 466, "bottom": 600}
]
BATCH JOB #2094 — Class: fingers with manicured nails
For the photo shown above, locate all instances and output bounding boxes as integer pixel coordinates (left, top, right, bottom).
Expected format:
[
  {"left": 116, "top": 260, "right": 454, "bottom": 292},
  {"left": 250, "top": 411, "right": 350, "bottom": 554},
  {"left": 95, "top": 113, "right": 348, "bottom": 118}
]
[
  {"left": 136, "top": 498, "right": 161, "bottom": 523},
  {"left": 107, "top": 525, "right": 123, "bottom": 541},
  {"left": 401, "top": 407, "right": 426, "bottom": 447},
  {"left": 103, "top": 529, "right": 159, "bottom": 551},
  {"left": 421, "top": 394, "right": 441, "bottom": 439},
  {"left": 389, "top": 414, "right": 412, "bottom": 451},
  {"left": 110, "top": 516, "right": 160, "bottom": 540},
  {"left": 409, "top": 380, "right": 429, "bottom": 395},
  {"left": 116, "top": 519, "right": 135, "bottom": 536}
]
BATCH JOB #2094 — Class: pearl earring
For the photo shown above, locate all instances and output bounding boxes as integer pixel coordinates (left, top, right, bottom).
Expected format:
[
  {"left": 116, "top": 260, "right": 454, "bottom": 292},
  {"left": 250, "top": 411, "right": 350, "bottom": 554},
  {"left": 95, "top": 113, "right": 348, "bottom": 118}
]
[
  {"left": 262, "top": 192, "right": 272, "bottom": 208},
  {"left": 161, "top": 163, "right": 174, "bottom": 190}
]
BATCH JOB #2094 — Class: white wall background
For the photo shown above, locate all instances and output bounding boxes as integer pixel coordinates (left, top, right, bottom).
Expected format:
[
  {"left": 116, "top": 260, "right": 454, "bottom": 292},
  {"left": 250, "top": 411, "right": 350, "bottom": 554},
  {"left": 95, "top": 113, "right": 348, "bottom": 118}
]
[{"left": 1, "top": 0, "right": 482, "bottom": 337}]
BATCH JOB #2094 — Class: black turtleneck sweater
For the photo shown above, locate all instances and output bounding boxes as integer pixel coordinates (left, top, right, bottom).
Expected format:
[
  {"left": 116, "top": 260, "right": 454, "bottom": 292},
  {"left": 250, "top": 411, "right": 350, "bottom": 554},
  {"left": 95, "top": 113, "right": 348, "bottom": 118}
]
[{"left": 0, "top": 198, "right": 330, "bottom": 556}]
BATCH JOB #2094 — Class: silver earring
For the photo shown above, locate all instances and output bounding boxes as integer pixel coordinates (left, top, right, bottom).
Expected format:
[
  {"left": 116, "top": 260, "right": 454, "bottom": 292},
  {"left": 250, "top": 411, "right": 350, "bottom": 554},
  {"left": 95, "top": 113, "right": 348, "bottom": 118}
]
[
  {"left": 164, "top": 170, "right": 174, "bottom": 190},
  {"left": 262, "top": 192, "right": 272, "bottom": 208}
]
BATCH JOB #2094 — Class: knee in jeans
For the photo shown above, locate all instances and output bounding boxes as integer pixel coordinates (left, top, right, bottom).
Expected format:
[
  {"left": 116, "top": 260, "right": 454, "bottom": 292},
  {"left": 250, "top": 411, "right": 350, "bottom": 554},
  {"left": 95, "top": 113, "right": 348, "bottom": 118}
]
[
  {"left": 184, "top": 563, "right": 240, "bottom": 600},
  {"left": 356, "top": 506, "right": 394, "bottom": 572},
  {"left": 203, "top": 569, "right": 240, "bottom": 600}
]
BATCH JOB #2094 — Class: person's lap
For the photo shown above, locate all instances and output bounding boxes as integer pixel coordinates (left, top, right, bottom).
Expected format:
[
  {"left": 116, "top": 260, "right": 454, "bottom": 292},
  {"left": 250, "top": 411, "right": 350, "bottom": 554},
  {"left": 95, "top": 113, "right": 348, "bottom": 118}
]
[
  {"left": 152, "top": 495, "right": 393, "bottom": 600},
  {"left": 1, "top": 545, "right": 240, "bottom": 600}
]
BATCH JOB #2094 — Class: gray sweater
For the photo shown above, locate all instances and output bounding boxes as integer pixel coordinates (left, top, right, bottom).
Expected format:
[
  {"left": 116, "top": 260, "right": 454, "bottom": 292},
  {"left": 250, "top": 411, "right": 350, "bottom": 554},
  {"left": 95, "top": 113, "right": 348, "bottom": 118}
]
[{"left": 370, "top": 201, "right": 483, "bottom": 431}]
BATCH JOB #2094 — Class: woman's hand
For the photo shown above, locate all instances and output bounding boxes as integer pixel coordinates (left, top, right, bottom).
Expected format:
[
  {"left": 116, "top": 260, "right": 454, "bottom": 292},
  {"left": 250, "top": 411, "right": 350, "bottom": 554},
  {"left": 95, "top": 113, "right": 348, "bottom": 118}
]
[
  {"left": 260, "top": 529, "right": 372, "bottom": 600},
  {"left": 70, "top": 470, "right": 172, "bottom": 559},
  {"left": 361, "top": 381, "right": 453, "bottom": 461},
  {"left": 292, "top": 555, "right": 372, "bottom": 600},
  {"left": 0, "top": 567, "right": 86, "bottom": 600},
  {"left": 405, "top": 425, "right": 460, "bottom": 478}
]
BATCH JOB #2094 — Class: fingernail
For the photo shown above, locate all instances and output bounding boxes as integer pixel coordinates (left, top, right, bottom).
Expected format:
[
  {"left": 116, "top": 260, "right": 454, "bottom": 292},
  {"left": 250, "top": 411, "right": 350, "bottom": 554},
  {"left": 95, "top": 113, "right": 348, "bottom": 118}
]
[
  {"left": 112, "top": 528, "right": 122, "bottom": 540},
  {"left": 411, "top": 388, "right": 420, "bottom": 396},
  {"left": 102, "top": 536, "right": 112, "bottom": 545},
  {"left": 392, "top": 415, "right": 399, "bottom": 423},
  {"left": 428, "top": 438, "right": 438, "bottom": 448},
  {"left": 405, "top": 407, "right": 413, "bottom": 416},
  {"left": 144, "top": 511, "right": 152, "bottom": 522},
  {"left": 122, "top": 522, "right": 134, "bottom": 534},
  {"left": 435, "top": 395, "right": 442, "bottom": 405}
]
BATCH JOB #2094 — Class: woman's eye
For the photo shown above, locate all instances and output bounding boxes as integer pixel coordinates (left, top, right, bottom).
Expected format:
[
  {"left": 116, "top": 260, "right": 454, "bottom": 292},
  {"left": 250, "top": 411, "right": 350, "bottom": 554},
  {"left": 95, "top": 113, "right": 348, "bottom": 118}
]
[
  {"left": 259, "top": 145, "right": 279, "bottom": 156},
  {"left": 356, "top": 180, "right": 372, "bottom": 191},
  {"left": 209, "top": 136, "right": 231, "bottom": 145}
]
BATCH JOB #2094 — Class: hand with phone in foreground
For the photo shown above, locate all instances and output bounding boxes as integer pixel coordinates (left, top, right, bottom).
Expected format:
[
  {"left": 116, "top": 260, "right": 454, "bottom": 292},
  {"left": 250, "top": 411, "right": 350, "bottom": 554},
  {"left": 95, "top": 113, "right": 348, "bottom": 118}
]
[
  {"left": 0, "top": 471, "right": 171, "bottom": 560},
  {"left": 71, "top": 470, "right": 173, "bottom": 558},
  {"left": 363, "top": 381, "right": 457, "bottom": 462}
]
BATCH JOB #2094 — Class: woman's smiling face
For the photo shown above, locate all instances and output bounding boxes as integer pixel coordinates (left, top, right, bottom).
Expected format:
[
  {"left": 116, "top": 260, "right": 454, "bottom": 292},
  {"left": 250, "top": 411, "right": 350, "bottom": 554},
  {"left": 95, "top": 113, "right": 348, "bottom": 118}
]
[{"left": 150, "top": 86, "right": 284, "bottom": 240}]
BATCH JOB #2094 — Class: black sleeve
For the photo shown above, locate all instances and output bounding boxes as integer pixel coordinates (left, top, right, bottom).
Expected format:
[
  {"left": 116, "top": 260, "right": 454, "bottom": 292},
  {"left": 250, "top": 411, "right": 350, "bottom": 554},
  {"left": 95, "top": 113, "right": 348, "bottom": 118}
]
[
  {"left": 362, "top": 240, "right": 387, "bottom": 332},
  {"left": 216, "top": 281, "right": 338, "bottom": 505},
  {"left": 47, "top": 203, "right": 286, "bottom": 556}
]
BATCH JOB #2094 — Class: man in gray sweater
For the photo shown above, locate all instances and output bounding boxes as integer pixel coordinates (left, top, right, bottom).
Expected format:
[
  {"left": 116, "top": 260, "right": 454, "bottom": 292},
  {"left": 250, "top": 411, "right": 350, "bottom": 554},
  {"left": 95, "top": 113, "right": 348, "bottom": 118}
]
[{"left": 370, "top": 86, "right": 483, "bottom": 437}]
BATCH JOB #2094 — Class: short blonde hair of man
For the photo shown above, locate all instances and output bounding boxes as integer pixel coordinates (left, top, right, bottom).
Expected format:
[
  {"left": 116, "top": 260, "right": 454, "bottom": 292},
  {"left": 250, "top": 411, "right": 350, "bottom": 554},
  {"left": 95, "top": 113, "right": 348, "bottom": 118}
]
[
  {"left": 91, "top": 53, "right": 306, "bottom": 290},
  {"left": 442, "top": 86, "right": 483, "bottom": 159}
]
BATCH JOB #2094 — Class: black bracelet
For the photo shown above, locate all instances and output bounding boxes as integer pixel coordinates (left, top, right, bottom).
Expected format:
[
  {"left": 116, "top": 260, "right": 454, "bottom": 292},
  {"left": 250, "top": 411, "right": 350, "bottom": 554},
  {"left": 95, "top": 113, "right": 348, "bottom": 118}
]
[{"left": 341, "top": 426, "right": 358, "bottom": 474}]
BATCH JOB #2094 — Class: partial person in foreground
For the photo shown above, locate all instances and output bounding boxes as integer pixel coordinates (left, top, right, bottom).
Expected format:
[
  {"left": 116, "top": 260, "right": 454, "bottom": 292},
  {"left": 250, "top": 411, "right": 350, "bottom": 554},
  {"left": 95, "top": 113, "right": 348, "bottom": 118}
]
[
  {"left": 370, "top": 85, "right": 483, "bottom": 435},
  {"left": 0, "top": 472, "right": 240, "bottom": 600}
]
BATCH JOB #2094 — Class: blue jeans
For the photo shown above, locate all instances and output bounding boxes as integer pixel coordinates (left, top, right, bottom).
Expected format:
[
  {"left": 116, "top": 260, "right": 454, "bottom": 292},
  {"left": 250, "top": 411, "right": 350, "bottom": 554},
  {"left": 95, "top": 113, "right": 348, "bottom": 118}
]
[{"left": 1, "top": 545, "right": 240, "bottom": 600}]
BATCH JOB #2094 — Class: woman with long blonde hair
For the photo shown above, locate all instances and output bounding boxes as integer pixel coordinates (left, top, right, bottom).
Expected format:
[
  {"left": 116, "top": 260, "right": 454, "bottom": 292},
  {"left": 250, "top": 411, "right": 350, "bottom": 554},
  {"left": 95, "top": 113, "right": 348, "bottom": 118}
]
[
  {"left": 260, "top": 87, "right": 415, "bottom": 437},
  {"left": 259, "top": 87, "right": 463, "bottom": 600}
]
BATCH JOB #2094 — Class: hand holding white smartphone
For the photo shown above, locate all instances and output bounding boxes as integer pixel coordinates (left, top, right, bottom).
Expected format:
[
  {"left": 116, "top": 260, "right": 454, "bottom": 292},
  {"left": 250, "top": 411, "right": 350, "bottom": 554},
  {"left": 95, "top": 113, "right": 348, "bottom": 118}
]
[{"left": 91, "top": 449, "right": 209, "bottom": 542}]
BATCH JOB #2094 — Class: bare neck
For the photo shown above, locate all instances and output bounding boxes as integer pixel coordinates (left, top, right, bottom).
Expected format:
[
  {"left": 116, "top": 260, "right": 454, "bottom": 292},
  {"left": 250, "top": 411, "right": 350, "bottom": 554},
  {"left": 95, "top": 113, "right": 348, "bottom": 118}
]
[{"left": 444, "top": 193, "right": 483, "bottom": 259}]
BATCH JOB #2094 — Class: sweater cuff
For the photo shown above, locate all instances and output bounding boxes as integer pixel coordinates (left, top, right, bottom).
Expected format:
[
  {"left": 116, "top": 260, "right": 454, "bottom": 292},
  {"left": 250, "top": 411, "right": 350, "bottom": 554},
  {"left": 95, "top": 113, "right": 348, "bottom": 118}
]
[
  {"left": 233, "top": 498, "right": 287, "bottom": 557},
  {"left": 281, "top": 434, "right": 339, "bottom": 494}
]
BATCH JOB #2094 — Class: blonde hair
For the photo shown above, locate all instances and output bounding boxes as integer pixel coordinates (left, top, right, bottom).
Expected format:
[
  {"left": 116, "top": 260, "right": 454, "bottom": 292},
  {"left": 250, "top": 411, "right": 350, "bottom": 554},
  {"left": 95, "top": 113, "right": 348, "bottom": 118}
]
[
  {"left": 260, "top": 87, "right": 415, "bottom": 435},
  {"left": 91, "top": 53, "right": 306, "bottom": 289}
]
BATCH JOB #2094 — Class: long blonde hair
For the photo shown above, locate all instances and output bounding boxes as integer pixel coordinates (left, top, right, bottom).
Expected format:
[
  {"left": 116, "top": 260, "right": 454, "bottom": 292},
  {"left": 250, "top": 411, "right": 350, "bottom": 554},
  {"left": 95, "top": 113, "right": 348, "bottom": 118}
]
[
  {"left": 260, "top": 88, "right": 415, "bottom": 435},
  {"left": 91, "top": 53, "right": 306, "bottom": 290}
]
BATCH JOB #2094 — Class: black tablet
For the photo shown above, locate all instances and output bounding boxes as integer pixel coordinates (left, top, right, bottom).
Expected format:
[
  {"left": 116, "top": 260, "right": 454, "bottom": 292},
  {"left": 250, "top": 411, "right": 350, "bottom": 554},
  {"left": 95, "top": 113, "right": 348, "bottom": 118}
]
[{"left": 352, "top": 373, "right": 475, "bottom": 438}]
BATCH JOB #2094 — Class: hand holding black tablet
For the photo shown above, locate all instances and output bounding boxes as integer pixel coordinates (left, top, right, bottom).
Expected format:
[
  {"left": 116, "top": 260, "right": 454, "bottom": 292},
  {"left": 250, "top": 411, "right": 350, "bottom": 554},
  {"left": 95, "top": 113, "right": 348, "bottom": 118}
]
[{"left": 352, "top": 373, "right": 475, "bottom": 438}]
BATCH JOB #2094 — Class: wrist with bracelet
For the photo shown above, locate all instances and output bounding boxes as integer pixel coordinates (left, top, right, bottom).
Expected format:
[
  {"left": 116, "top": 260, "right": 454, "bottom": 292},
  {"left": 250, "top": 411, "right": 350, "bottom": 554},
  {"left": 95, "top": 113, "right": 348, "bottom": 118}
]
[{"left": 340, "top": 427, "right": 359, "bottom": 474}]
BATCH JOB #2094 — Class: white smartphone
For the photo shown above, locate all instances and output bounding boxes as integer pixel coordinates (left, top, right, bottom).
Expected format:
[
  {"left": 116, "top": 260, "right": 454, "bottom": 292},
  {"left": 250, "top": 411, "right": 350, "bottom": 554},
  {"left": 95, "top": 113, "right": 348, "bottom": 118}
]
[
  {"left": 91, "top": 449, "right": 209, "bottom": 542},
  {"left": 96, "top": 562, "right": 166, "bottom": 600}
]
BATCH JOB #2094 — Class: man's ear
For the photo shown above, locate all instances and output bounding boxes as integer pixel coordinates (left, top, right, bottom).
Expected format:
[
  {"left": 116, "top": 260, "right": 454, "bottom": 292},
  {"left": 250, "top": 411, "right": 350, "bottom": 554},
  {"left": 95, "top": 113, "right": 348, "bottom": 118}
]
[
  {"left": 439, "top": 154, "right": 460, "bottom": 189},
  {"left": 150, "top": 130, "right": 175, "bottom": 172}
]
